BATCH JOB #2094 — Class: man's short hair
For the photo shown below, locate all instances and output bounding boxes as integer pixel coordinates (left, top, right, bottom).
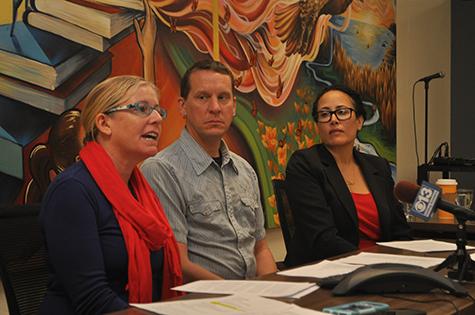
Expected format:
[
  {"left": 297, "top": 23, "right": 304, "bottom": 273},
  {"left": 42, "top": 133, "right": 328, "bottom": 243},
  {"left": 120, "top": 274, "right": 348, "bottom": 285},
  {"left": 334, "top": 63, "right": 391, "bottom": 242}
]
[{"left": 180, "top": 60, "right": 235, "bottom": 98}]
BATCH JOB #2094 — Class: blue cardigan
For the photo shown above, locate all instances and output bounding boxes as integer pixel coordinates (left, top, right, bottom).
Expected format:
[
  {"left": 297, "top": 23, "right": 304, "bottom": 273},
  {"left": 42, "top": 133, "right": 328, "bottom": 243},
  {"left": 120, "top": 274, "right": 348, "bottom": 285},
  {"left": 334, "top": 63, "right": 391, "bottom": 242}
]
[{"left": 39, "top": 161, "right": 163, "bottom": 315}]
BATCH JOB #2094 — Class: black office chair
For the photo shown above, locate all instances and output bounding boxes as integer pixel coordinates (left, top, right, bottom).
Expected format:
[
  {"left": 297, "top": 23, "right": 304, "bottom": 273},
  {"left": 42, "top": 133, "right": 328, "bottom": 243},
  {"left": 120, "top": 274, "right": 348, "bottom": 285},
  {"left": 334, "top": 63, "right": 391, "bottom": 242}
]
[
  {"left": 272, "top": 179, "right": 295, "bottom": 257},
  {"left": 0, "top": 204, "right": 48, "bottom": 315}
]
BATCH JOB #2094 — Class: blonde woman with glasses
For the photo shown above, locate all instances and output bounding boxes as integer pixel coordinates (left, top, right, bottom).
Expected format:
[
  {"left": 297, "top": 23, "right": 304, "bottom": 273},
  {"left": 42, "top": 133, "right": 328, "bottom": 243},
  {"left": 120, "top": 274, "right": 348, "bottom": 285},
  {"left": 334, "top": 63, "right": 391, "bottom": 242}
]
[
  {"left": 284, "top": 85, "right": 411, "bottom": 267},
  {"left": 39, "top": 76, "right": 182, "bottom": 315}
]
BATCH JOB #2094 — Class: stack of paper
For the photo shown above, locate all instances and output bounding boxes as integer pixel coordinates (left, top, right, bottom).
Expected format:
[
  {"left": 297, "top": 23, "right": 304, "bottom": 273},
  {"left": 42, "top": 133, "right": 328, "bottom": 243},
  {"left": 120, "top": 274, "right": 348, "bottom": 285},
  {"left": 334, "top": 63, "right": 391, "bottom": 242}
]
[
  {"left": 335, "top": 252, "right": 444, "bottom": 268},
  {"left": 278, "top": 260, "right": 361, "bottom": 278},
  {"left": 377, "top": 239, "right": 475, "bottom": 252},
  {"left": 132, "top": 294, "right": 328, "bottom": 315},
  {"left": 172, "top": 280, "right": 318, "bottom": 299},
  {"left": 278, "top": 249, "right": 447, "bottom": 279}
]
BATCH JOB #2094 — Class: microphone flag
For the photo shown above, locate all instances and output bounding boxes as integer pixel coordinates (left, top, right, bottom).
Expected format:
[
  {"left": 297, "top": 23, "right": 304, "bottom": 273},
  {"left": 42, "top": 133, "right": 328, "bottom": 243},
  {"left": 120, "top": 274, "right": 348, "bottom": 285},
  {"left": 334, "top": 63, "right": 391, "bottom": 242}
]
[{"left": 409, "top": 181, "right": 441, "bottom": 221}]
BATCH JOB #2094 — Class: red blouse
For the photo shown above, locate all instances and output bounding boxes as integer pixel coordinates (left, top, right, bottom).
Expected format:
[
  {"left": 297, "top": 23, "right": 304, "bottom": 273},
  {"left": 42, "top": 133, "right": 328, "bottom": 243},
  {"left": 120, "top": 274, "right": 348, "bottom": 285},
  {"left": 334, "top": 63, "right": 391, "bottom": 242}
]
[{"left": 351, "top": 192, "right": 381, "bottom": 250}]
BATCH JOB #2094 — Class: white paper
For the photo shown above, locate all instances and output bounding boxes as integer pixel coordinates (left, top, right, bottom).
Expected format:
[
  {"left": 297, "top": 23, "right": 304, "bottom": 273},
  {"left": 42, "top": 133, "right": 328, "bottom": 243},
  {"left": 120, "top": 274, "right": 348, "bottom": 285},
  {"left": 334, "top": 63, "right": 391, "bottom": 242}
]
[
  {"left": 377, "top": 239, "right": 475, "bottom": 252},
  {"left": 132, "top": 294, "right": 329, "bottom": 315},
  {"left": 289, "top": 285, "right": 319, "bottom": 299},
  {"left": 278, "top": 260, "right": 361, "bottom": 278},
  {"left": 335, "top": 252, "right": 444, "bottom": 268},
  {"left": 172, "top": 280, "right": 316, "bottom": 298}
]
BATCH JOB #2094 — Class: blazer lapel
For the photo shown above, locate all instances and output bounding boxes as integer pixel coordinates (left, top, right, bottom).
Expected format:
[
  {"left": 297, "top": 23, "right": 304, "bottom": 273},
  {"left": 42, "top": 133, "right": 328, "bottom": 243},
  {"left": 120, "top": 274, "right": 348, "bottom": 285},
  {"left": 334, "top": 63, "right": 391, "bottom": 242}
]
[
  {"left": 355, "top": 151, "right": 391, "bottom": 239},
  {"left": 317, "top": 146, "right": 358, "bottom": 227}
]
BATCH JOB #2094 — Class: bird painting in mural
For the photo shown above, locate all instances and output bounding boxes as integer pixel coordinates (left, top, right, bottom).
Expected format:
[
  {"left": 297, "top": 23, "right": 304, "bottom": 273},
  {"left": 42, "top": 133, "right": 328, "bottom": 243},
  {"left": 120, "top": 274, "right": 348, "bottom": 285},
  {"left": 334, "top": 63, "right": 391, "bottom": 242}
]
[{"left": 275, "top": 0, "right": 353, "bottom": 56}]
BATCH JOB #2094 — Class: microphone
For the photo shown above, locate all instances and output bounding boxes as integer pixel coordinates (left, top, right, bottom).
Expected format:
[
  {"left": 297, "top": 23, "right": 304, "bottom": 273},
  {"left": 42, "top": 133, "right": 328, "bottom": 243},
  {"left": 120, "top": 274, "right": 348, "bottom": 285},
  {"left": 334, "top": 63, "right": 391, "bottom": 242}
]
[
  {"left": 416, "top": 71, "right": 445, "bottom": 83},
  {"left": 394, "top": 180, "right": 475, "bottom": 221}
]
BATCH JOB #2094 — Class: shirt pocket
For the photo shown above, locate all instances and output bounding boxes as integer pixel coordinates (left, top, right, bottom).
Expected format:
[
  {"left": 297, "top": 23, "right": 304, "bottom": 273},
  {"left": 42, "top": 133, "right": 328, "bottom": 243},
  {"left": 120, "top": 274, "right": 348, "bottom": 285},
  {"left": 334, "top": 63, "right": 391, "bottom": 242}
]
[
  {"left": 188, "top": 200, "right": 223, "bottom": 230},
  {"left": 239, "top": 196, "right": 258, "bottom": 233},
  {"left": 189, "top": 200, "right": 222, "bottom": 216}
]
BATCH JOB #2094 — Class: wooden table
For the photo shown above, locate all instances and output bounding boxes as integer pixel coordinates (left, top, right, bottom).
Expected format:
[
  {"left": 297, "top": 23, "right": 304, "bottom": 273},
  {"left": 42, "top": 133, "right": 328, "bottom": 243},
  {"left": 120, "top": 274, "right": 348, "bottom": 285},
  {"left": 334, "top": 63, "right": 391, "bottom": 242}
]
[{"left": 108, "top": 245, "right": 475, "bottom": 315}]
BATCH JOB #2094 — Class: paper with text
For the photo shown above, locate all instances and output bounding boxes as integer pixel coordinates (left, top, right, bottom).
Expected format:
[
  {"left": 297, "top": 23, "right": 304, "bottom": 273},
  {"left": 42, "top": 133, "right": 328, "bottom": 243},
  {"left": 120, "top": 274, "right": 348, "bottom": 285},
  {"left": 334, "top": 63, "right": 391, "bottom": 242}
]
[
  {"left": 278, "top": 260, "right": 361, "bottom": 278},
  {"left": 172, "top": 280, "right": 316, "bottom": 298},
  {"left": 377, "top": 239, "right": 475, "bottom": 252},
  {"left": 336, "top": 252, "right": 444, "bottom": 268},
  {"left": 132, "top": 294, "right": 329, "bottom": 315}
]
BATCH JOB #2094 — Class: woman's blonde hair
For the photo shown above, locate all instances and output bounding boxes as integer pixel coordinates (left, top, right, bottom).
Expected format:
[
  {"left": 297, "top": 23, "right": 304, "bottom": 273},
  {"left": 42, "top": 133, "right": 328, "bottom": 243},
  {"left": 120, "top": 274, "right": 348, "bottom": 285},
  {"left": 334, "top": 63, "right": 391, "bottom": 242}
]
[{"left": 81, "top": 75, "right": 159, "bottom": 143}]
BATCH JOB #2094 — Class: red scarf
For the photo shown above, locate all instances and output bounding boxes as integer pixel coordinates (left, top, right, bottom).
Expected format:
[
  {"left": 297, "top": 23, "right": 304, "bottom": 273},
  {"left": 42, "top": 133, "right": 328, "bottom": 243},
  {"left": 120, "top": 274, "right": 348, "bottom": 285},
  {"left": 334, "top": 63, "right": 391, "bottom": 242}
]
[{"left": 79, "top": 142, "right": 183, "bottom": 302}]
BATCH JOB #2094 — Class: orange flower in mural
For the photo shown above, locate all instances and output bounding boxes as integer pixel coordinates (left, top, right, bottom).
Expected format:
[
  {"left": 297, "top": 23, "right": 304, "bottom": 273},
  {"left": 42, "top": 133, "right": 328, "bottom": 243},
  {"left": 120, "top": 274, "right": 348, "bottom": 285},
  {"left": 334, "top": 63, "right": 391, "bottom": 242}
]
[
  {"left": 268, "top": 194, "right": 276, "bottom": 209},
  {"left": 294, "top": 102, "right": 301, "bottom": 114},
  {"left": 273, "top": 213, "right": 281, "bottom": 226},
  {"left": 257, "top": 120, "right": 265, "bottom": 132},
  {"left": 296, "top": 88, "right": 305, "bottom": 99},
  {"left": 303, "top": 104, "right": 311, "bottom": 115},
  {"left": 277, "top": 143, "right": 289, "bottom": 167},
  {"left": 305, "top": 135, "right": 315, "bottom": 148},
  {"left": 287, "top": 122, "right": 295, "bottom": 136},
  {"left": 281, "top": 126, "right": 287, "bottom": 136},
  {"left": 268, "top": 160, "right": 279, "bottom": 175},
  {"left": 304, "top": 119, "right": 315, "bottom": 133},
  {"left": 268, "top": 194, "right": 280, "bottom": 226},
  {"left": 261, "top": 126, "right": 278, "bottom": 152}
]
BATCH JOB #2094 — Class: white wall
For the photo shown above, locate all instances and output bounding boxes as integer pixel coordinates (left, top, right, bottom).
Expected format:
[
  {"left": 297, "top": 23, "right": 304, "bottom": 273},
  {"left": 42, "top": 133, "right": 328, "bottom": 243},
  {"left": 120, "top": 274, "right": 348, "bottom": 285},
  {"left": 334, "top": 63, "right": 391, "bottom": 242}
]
[{"left": 396, "top": 0, "right": 451, "bottom": 182}]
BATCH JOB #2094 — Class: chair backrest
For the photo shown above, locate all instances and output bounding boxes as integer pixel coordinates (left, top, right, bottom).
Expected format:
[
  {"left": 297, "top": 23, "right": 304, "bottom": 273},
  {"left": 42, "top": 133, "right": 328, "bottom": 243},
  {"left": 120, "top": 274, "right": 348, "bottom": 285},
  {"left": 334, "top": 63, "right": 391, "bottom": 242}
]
[
  {"left": 0, "top": 204, "right": 48, "bottom": 315},
  {"left": 272, "top": 179, "right": 295, "bottom": 254}
]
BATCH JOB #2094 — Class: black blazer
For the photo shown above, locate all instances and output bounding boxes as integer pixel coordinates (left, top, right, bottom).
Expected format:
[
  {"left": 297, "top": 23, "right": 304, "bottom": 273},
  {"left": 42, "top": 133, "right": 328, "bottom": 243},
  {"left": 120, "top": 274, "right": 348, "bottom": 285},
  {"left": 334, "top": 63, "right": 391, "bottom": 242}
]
[{"left": 284, "top": 144, "right": 410, "bottom": 267}]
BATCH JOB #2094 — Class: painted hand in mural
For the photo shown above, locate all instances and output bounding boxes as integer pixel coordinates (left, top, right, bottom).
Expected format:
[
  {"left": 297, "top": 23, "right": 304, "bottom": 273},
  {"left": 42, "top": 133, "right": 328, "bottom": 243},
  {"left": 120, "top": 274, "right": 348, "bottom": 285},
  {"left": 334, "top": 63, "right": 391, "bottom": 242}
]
[{"left": 134, "top": 0, "right": 158, "bottom": 82}]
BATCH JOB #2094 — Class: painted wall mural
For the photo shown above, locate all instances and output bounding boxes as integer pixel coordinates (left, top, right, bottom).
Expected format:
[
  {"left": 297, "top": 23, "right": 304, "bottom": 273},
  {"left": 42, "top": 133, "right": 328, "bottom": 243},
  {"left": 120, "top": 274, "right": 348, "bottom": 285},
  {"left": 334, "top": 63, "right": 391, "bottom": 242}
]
[{"left": 0, "top": 0, "right": 396, "bottom": 228}]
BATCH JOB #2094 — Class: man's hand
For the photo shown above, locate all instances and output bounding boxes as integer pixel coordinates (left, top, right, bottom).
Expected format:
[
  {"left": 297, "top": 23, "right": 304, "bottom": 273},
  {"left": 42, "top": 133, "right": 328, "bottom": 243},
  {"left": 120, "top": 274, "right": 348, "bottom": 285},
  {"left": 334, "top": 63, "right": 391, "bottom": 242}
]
[
  {"left": 176, "top": 243, "right": 223, "bottom": 283},
  {"left": 255, "top": 239, "right": 278, "bottom": 276}
]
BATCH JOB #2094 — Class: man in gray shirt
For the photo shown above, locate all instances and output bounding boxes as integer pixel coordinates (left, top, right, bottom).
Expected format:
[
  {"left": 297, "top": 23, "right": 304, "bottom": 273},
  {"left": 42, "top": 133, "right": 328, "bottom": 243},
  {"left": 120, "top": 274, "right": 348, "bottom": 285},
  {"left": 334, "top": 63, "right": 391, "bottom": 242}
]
[{"left": 142, "top": 60, "right": 277, "bottom": 281}]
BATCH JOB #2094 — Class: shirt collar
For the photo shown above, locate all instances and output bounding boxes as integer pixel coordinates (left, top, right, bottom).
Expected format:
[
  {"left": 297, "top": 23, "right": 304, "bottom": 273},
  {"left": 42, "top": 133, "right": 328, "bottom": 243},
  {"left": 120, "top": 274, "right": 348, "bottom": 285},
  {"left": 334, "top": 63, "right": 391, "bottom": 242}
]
[{"left": 178, "top": 129, "right": 238, "bottom": 175}]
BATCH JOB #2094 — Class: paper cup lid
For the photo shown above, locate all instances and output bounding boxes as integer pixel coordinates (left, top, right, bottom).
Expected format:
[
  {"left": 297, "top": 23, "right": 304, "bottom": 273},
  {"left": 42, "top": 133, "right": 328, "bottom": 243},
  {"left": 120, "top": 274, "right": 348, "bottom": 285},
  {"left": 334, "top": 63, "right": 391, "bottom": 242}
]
[{"left": 435, "top": 179, "right": 458, "bottom": 185}]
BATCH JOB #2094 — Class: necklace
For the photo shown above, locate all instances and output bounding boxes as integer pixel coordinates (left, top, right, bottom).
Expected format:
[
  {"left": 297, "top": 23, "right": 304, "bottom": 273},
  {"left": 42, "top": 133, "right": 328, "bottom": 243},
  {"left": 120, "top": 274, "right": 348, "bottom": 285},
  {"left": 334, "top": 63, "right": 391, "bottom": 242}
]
[
  {"left": 342, "top": 164, "right": 357, "bottom": 186},
  {"left": 345, "top": 176, "right": 356, "bottom": 186}
]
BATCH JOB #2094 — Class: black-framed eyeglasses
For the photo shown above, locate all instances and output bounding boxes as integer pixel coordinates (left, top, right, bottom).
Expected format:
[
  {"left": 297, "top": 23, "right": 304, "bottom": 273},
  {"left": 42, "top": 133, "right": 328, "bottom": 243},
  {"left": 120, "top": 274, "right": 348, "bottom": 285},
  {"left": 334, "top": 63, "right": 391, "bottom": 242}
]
[
  {"left": 315, "top": 107, "right": 354, "bottom": 123},
  {"left": 104, "top": 101, "right": 167, "bottom": 118}
]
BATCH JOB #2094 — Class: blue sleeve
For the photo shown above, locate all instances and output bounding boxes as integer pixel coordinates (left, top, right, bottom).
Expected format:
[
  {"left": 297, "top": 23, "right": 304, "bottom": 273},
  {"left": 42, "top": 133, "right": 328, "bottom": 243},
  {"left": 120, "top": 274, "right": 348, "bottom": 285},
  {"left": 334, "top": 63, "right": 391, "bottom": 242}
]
[{"left": 41, "top": 179, "right": 128, "bottom": 314}]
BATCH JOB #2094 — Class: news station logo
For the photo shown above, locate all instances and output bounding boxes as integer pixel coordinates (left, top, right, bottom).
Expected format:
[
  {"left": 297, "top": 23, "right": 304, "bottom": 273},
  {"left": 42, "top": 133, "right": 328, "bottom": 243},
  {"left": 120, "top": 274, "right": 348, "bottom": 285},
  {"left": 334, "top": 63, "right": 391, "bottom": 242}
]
[{"left": 410, "top": 181, "right": 441, "bottom": 221}]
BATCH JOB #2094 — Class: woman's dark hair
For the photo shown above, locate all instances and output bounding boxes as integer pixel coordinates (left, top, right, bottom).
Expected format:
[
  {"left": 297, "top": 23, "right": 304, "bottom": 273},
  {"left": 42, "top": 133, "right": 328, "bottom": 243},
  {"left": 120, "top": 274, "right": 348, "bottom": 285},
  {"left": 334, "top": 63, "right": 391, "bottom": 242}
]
[
  {"left": 311, "top": 85, "right": 366, "bottom": 122},
  {"left": 180, "top": 60, "right": 235, "bottom": 98}
]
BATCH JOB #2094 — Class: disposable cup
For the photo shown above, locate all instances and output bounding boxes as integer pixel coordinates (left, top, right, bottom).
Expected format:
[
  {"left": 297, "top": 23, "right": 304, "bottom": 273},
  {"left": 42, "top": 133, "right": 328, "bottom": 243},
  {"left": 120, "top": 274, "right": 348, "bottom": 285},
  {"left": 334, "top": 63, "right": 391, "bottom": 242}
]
[{"left": 435, "top": 179, "right": 457, "bottom": 221}]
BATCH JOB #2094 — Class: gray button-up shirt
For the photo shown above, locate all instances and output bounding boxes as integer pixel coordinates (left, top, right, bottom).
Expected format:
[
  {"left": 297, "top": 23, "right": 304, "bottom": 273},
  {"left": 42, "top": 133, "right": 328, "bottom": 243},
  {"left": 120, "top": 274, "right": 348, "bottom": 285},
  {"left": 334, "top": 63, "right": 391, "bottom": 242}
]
[{"left": 141, "top": 129, "right": 266, "bottom": 279}]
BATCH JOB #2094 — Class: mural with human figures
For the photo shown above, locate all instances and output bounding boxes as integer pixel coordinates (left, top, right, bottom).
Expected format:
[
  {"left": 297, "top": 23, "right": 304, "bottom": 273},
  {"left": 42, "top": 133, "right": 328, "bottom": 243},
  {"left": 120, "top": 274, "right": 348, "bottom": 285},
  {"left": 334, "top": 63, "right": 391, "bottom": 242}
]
[{"left": 0, "top": 0, "right": 396, "bottom": 227}]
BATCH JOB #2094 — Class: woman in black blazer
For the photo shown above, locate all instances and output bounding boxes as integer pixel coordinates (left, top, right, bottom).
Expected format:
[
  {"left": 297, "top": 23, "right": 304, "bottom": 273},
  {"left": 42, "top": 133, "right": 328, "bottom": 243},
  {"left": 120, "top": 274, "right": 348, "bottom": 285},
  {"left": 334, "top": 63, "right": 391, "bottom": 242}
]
[{"left": 285, "top": 85, "right": 410, "bottom": 267}]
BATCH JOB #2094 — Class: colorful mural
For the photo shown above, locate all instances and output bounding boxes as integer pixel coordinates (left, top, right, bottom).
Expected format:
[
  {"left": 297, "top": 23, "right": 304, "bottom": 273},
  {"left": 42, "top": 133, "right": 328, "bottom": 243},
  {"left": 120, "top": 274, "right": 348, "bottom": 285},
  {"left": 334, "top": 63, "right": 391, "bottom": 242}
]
[{"left": 0, "top": 0, "right": 396, "bottom": 228}]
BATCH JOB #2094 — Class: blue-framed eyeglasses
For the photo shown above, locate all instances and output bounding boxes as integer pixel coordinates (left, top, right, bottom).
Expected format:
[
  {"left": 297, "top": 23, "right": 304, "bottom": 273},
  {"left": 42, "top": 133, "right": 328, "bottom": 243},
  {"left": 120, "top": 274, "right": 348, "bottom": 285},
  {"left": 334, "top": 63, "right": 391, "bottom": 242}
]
[{"left": 104, "top": 101, "right": 167, "bottom": 119}]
